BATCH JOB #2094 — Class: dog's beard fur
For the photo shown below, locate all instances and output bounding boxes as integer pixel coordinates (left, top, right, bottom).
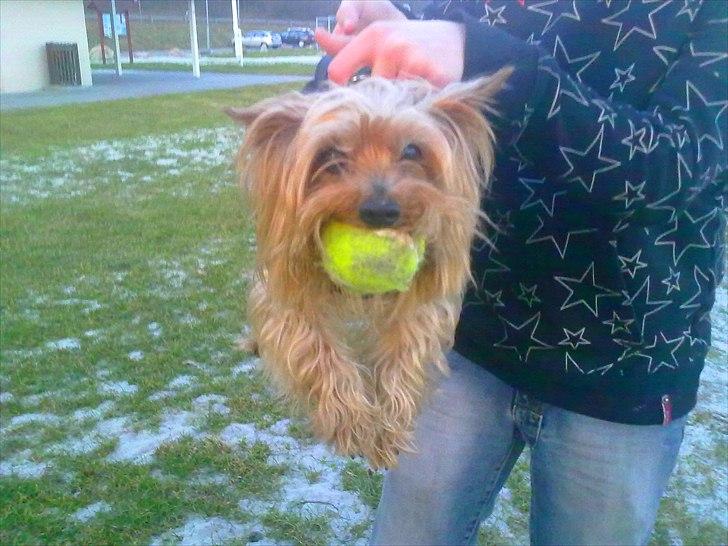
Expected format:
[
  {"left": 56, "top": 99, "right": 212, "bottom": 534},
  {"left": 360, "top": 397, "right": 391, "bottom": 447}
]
[{"left": 228, "top": 71, "right": 508, "bottom": 468}]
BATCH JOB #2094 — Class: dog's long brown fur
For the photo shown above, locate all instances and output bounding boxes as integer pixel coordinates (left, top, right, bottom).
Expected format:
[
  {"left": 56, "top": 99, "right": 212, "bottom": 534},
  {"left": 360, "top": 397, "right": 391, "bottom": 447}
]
[{"left": 229, "top": 72, "right": 508, "bottom": 468}]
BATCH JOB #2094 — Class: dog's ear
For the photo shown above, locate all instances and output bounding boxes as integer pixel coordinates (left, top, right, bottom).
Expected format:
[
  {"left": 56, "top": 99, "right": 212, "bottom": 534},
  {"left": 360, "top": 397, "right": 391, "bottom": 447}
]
[
  {"left": 225, "top": 91, "right": 310, "bottom": 148},
  {"left": 429, "top": 66, "right": 513, "bottom": 125}
]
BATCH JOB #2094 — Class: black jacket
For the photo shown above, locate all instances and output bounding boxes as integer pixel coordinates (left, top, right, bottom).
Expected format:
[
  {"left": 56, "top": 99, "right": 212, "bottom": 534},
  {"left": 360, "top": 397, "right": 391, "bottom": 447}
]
[{"left": 409, "top": 0, "right": 728, "bottom": 424}]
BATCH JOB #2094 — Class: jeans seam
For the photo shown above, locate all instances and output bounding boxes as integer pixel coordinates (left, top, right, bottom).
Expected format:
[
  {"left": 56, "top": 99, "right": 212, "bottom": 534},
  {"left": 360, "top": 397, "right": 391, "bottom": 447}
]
[{"left": 462, "top": 433, "right": 522, "bottom": 544}]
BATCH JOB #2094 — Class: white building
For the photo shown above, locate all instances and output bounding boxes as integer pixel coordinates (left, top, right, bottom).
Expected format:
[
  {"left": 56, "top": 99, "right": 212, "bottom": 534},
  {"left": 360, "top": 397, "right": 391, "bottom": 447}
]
[{"left": 0, "top": 0, "right": 92, "bottom": 94}]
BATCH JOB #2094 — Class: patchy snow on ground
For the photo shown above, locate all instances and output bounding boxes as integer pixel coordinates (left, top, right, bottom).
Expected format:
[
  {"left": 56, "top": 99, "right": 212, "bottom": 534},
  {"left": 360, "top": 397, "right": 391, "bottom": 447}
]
[
  {"left": 127, "top": 350, "right": 144, "bottom": 362},
  {"left": 0, "top": 127, "right": 241, "bottom": 206},
  {"left": 148, "top": 322, "right": 163, "bottom": 338},
  {"left": 7, "top": 412, "right": 61, "bottom": 430},
  {"left": 0, "top": 450, "right": 49, "bottom": 479},
  {"left": 192, "top": 395, "right": 230, "bottom": 415},
  {"left": 107, "top": 411, "right": 200, "bottom": 465},
  {"left": 232, "top": 358, "right": 260, "bottom": 377},
  {"left": 1, "top": 123, "right": 724, "bottom": 543},
  {"left": 49, "top": 416, "right": 130, "bottom": 457},
  {"left": 72, "top": 401, "right": 116, "bottom": 422},
  {"left": 45, "top": 338, "right": 81, "bottom": 351},
  {"left": 71, "top": 501, "right": 112, "bottom": 523},
  {"left": 150, "top": 515, "right": 262, "bottom": 546},
  {"left": 98, "top": 381, "right": 138, "bottom": 397},
  {"left": 219, "top": 418, "right": 371, "bottom": 544},
  {"left": 667, "top": 281, "right": 728, "bottom": 528}
]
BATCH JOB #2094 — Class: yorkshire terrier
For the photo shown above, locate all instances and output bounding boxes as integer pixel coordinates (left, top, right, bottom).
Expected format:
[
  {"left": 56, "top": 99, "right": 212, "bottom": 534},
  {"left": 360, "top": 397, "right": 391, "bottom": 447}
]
[{"left": 228, "top": 71, "right": 507, "bottom": 468}]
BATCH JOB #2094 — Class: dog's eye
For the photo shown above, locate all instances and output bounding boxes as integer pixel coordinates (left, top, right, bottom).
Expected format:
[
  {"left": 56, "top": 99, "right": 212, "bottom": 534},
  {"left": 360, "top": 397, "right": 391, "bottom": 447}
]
[
  {"left": 315, "top": 147, "right": 347, "bottom": 174},
  {"left": 401, "top": 143, "right": 422, "bottom": 161}
]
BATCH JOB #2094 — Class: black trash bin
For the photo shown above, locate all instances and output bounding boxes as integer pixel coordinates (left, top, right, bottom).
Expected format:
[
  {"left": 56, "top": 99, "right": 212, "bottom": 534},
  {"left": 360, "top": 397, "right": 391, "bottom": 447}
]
[{"left": 46, "top": 43, "right": 82, "bottom": 86}]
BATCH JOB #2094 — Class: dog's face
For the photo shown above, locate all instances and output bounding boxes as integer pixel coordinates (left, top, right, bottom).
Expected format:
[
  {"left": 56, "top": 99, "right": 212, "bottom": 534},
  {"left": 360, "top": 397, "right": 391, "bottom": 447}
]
[{"left": 229, "top": 74, "right": 507, "bottom": 302}]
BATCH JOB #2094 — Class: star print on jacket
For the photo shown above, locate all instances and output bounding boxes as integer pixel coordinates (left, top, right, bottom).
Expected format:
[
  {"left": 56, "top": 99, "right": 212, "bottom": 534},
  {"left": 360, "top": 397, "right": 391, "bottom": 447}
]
[{"left": 415, "top": 0, "right": 727, "bottom": 425}]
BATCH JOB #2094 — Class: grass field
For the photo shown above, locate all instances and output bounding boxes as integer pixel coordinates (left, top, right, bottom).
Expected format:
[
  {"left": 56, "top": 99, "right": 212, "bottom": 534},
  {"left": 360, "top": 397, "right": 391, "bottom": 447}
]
[
  {"left": 1, "top": 84, "right": 726, "bottom": 545},
  {"left": 91, "top": 62, "right": 316, "bottom": 77}
]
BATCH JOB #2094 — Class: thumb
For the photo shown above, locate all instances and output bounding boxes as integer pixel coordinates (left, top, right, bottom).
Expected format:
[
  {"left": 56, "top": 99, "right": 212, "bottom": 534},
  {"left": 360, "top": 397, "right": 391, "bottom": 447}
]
[{"left": 315, "top": 28, "right": 352, "bottom": 56}]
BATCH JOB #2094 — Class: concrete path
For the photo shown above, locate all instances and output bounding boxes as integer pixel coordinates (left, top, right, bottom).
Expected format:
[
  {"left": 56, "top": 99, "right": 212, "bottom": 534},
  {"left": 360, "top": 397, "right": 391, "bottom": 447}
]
[
  {"left": 0, "top": 70, "right": 308, "bottom": 111},
  {"left": 132, "top": 51, "right": 322, "bottom": 66}
]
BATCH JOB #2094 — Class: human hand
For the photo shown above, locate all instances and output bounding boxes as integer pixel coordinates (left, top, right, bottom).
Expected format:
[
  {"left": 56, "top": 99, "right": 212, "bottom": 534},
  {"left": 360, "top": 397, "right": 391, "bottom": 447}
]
[
  {"left": 316, "top": 20, "right": 465, "bottom": 88},
  {"left": 332, "top": 0, "right": 406, "bottom": 35}
]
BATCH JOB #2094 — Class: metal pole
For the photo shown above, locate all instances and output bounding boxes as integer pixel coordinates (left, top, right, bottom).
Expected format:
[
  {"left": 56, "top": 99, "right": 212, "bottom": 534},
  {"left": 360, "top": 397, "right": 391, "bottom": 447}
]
[
  {"left": 205, "top": 0, "right": 211, "bottom": 53},
  {"left": 231, "top": 0, "right": 243, "bottom": 65},
  {"left": 190, "top": 0, "right": 200, "bottom": 78},
  {"left": 110, "top": 0, "right": 122, "bottom": 75}
]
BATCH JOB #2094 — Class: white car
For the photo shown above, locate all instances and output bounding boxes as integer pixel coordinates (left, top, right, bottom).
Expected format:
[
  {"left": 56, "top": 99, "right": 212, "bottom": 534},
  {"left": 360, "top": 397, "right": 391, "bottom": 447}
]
[{"left": 241, "top": 30, "right": 282, "bottom": 51}]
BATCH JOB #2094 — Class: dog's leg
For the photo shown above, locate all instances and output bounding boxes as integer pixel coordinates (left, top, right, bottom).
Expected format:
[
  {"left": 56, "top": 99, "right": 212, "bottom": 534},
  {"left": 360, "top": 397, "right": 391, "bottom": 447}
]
[
  {"left": 250, "top": 285, "right": 377, "bottom": 460},
  {"left": 371, "top": 301, "right": 455, "bottom": 468}
]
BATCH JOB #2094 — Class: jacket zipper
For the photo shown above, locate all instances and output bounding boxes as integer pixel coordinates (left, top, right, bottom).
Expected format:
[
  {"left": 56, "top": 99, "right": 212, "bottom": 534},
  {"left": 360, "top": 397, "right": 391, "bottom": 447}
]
[{"left": 661, "top": 394, "right": 673, "bottom": 426}]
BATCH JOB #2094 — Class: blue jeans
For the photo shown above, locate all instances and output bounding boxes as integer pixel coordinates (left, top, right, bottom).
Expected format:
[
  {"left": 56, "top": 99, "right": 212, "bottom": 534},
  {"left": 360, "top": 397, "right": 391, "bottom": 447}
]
[{"left": 370, "top": 351, "right": 685, "bottom": 546}]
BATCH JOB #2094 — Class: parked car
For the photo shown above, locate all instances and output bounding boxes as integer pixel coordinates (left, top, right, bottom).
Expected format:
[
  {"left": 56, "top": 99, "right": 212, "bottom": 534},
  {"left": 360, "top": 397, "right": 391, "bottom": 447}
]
[
  {"left": 280, "top": 27, "right": 315, "bottom": 48},
  {"left": 241, "top": 30, "right": 281, "bottom": 51}
]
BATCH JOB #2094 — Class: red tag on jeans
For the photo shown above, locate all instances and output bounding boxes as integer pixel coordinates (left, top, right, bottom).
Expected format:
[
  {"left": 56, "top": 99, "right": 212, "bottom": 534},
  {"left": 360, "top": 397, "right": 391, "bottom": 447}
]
[{"left": 661, "top": 394, "right": 673, "bottom": 426}]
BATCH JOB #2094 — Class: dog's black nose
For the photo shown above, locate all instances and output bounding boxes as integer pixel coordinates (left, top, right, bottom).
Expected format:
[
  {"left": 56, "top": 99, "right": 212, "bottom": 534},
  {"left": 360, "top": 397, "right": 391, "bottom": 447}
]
[{"left": 359, "top": 195, "right": 401, "bottom": 228}]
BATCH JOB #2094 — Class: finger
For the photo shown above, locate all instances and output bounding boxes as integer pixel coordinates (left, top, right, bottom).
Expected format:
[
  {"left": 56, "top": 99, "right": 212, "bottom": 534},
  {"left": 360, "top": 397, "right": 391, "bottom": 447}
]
[
  {"left": 315, "top": 28, "right": 352, "bottom": 56},
  {"left": 327, "top": 32, "right": 377, "bottom": 85},
  {"left": 342, "top": 18, "right": 358, "bottom": 34},
  {"left": 371, "top": 38, "right": 411, "bottom": 80},
  {"left": 372, "top": 54, "right": 401, "bottom": 80},
  {"left": 399, "top": 54, "right": 447, "bottom": 87},
  {"left": 427, "top": 69, "right": 452, "bottom": 89},
  {"left": 336, "top": 1, "right": 360, "bottom": 34}
]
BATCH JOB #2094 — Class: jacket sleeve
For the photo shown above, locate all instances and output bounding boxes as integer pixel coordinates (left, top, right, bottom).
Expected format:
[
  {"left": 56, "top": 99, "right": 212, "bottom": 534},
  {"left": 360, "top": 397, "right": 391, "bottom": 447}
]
[{"left": 452, "top": 3, "right": 728, "bottom": 223}]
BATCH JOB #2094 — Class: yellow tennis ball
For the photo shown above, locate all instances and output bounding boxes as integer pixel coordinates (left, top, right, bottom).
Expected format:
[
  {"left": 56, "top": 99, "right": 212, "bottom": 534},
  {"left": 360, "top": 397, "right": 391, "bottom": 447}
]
[{"left": 320, "top": 220, "right": 426, "bottom": 295}]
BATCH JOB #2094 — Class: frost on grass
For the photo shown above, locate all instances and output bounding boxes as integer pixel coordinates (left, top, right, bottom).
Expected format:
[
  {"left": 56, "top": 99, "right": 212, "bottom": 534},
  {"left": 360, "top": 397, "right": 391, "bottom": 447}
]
[
  {"left": 98, "top": 381, "right": 138, "bottom": 397},
  {"left": 107, "top": 411, "right": 200, "bottom": 464},
  {"left": 54, "top": 298, "right": 103, "bottom": 314},
  {"left": 232, "top": 357, "right": 260, "bottom": 377},
  {"left": 149, "top": 374, "right": 199, "bottom": 402},
  {"left": 0, "top": 127, "right": 242, "bottom": 205},
  {"left": 128, "top": 350, "right": 144, "bottom": 361},
  {"left": 50, "top": 416, "right": 129, "bottom": 456},
  {"left": 148, "top": 322, "right": 163, "bottom": 338},
  {"left": 71, "top": 501, "right": 112, "bottom": 523},
  {"left": 72, "top": 400, "right": 116, "bottom": 422},
  {"left": 0, "top": 450, "right": 48, "bottom": 479},
  {"left": 192, "top": 395, "right": 230, "bottom": 415},
  {"left": 7, "top": 412, "right": 61, "bottom": 430},
  {"left": 221, "top": 419, "right": 372, "bottom": 544},
  {"left": 150, "top": 515, "right": 262, "bottom": 546},
  {"left": 662, "top": 282, "right": 728, "bottom": 530},
  {"left": 45, "top": 338, "right": 81, "bottom": 351},
  {"left": 169, "top": 375, "right": 198, "bottom": 389}
]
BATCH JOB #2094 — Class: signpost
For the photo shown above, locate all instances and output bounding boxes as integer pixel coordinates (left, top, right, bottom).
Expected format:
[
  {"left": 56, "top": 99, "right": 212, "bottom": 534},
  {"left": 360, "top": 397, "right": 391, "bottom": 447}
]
[
  {"left": 102, "top": 13, "right": 126, "bottom": 38},
  {"left": 86, "top": 1, "right": 137, "bottom": 66},
  {"left": 189, "top": 0, "right": 200, "bottom": 78},
  {"left": 231, "top": 0, "right": 243, "bottom": 65}
]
